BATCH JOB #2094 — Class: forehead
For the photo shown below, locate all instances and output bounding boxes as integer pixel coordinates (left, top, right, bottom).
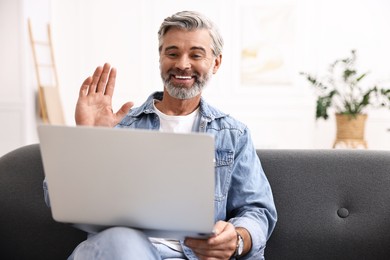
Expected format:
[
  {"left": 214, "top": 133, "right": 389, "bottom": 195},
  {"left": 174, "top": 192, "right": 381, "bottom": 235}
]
[{"left": 161, "top": 28, "right": 212, "bottom": 53}]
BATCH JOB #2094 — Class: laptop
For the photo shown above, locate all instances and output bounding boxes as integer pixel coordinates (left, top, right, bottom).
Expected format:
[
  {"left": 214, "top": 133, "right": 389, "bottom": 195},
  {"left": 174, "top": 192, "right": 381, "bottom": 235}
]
[{"left": 37, "top": 124, "right": 216, "bottom": 239}]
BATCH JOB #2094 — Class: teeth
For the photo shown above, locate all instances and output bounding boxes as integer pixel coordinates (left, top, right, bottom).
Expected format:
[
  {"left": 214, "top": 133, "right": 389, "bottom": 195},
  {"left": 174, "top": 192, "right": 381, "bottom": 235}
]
[{"left": 175, "top": 75, "right": 192, "bottom": 79}]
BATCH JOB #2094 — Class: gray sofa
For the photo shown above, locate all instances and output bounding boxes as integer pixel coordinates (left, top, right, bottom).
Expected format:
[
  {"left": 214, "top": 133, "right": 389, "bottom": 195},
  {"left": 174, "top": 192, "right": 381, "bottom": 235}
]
[{"left": 1, "top": 144, "right": 390, "bottom": 259}]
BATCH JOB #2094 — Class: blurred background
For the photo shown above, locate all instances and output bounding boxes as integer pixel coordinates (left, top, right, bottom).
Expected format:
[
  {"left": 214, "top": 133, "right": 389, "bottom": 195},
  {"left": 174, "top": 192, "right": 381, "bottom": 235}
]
[{"left": 1, "top": 0, "right": 390, "bottom": 156}]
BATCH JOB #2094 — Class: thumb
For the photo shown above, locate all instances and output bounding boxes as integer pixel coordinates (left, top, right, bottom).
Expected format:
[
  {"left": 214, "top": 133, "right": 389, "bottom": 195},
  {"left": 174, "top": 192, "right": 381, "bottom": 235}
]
[
  {"left": 213, "top": 220, "right": 231, "bottom": 236},
  {"left": 115, "top": 101, "right": 134, "bottom": 119}
]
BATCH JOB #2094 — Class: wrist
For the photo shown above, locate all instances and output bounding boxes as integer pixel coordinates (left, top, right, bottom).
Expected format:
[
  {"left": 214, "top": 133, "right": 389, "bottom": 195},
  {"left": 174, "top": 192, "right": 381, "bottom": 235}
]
[{"left": 234, "top": 227, "right": 252, "bottom": 258}]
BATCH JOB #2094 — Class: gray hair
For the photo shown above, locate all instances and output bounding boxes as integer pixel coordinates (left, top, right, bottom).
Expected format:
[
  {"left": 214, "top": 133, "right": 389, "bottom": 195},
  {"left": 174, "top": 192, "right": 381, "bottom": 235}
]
[{"left": 157, "top": 11, "right": 224, "bottom": 57}]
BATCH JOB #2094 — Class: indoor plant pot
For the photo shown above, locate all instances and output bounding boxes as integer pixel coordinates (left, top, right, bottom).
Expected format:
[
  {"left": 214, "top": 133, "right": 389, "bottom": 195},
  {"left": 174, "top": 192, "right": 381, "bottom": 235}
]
[
  {"left": 335, "top": 113, "right": 367, "bottom": 140},
  {"left": 333, "top": 113, "right": 368, "bottom": 148}
]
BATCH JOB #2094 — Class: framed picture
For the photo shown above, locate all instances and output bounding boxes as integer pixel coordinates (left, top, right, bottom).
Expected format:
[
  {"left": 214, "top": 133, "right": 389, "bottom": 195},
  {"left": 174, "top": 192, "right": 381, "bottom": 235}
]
[{"left": 239, "top": 2, "right": 296, "bottom": 86}]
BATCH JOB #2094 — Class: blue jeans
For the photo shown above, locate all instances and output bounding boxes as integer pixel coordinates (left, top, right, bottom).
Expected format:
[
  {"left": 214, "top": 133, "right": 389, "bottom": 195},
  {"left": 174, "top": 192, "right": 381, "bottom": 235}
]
[{"left": 68, "top": 227, "right": 186, "bottom": 260}]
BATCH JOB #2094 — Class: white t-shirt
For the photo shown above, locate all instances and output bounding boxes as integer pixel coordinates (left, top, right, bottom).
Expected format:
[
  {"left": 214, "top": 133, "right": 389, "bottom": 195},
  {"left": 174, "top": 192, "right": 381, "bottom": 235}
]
[
  {"left": 149, "top": 100, "right": 201, "bottom": 252},
  {"left": 153, "top": 100, "right": 200, "bottom": 133}
]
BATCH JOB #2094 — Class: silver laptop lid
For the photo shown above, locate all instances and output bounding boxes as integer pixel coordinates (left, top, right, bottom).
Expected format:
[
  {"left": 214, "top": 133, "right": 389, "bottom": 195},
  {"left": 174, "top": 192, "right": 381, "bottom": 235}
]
[{"left": 38, "top": 125, "right": 215, "bottom": 239}]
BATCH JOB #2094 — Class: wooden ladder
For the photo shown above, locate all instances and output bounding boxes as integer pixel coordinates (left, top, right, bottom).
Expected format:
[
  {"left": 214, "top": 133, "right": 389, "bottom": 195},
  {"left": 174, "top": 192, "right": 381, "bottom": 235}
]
[{"left": 28, "top": 18, "right": 65, "bottom": 125}]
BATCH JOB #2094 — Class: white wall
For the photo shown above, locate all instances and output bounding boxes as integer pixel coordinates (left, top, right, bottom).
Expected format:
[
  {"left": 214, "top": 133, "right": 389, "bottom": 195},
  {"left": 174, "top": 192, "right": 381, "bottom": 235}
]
[
  {"left": 49, "top": 0, "right": 390, "bottom": 149},
  {"left": 0, "top": 0, "right": 23, "bottom": 156},
  {"left": 0, "top": 0, "right": 52, "bottom": 156},
  {"left": 308, "top": 0, "right": 390, "bottom": 149},
  {"left": 1, "top": 0, "right": 389, "bottom": 155}
]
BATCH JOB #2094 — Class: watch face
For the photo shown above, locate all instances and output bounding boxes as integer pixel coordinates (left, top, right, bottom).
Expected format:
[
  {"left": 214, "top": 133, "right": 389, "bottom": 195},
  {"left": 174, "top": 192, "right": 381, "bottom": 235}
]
[{"left": 237, "top": 234, "right": 244, "bottom": 255}]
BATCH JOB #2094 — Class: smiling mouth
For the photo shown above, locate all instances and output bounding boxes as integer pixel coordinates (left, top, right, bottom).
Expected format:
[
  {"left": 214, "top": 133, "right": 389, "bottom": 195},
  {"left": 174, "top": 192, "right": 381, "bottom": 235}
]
[
  {"left": 174, "top": 75, "right": 193, "bottom": 80},
  {"left": 169, "top": 74, "right": 197, "bottom": 85}
]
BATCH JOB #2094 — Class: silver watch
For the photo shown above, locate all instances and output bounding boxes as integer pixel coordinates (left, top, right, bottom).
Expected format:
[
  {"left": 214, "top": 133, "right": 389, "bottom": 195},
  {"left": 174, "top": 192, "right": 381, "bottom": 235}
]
[{"left": 235, "top": 231, "right": 244, "bottom": 258}]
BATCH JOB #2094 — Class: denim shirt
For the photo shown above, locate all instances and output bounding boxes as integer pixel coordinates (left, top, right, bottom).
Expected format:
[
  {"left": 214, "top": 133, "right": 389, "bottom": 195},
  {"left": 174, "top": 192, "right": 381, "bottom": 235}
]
[{"left": 116, "top": 92, "right": 277, "bottom": 260}]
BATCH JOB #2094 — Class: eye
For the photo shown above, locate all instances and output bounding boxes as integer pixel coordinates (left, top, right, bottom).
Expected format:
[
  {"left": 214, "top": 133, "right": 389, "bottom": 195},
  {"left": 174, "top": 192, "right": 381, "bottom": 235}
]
[
  {"left": 191, "top": 53, "right": 203, "bottom": 59},
  {"left": 166, "top": 53, "right": 177, "bottom": 58}
]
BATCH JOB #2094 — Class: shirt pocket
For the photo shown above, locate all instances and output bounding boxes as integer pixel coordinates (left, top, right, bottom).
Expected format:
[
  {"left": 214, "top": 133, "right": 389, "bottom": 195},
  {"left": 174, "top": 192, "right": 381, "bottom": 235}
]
[{"left": 214, "top": 149, "right": 234, "bottom": 202}]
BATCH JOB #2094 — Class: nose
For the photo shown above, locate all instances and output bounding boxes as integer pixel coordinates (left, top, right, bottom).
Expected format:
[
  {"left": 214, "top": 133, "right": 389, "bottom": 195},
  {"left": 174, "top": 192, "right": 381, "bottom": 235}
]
[{"left": 175, "top": 55, "right": 191, "bottom": 70}]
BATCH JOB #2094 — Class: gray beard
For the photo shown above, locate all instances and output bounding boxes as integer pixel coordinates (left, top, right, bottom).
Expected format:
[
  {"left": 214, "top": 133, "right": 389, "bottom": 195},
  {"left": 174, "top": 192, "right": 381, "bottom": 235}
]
[{"left": 161, "top": 68, "right": 213, "bottom": 100}]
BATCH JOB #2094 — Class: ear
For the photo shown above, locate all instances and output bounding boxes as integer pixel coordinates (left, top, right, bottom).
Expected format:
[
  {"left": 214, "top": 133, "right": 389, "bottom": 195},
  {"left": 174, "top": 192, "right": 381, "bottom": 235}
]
[{"left": 212, "top": 54, "right": 222, "bottom": 74}]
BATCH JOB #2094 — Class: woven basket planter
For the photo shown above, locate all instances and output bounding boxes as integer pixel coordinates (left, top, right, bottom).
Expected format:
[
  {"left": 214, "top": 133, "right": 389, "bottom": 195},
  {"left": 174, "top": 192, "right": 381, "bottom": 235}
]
[{"left": 335, "top": 113, "right": 367, "bottom": 140}]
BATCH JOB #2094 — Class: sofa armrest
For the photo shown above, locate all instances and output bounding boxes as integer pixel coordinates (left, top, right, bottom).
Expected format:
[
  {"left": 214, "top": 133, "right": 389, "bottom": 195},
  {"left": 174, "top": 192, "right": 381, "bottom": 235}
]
[{"left": 0, "top": 144, "right": 86, "bottom": 259}]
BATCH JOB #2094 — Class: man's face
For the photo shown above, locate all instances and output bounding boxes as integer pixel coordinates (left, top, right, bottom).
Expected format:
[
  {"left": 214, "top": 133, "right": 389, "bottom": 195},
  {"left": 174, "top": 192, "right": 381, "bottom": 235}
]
[{"left": 159, "top": 28, "right": 222, "bottom": 99}]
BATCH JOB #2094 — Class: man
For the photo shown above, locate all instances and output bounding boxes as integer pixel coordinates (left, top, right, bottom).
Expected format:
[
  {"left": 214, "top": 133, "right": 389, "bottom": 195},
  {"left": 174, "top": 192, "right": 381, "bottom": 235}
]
[{"left": 68, "top": 10, "right": 277, "bottom": 259}]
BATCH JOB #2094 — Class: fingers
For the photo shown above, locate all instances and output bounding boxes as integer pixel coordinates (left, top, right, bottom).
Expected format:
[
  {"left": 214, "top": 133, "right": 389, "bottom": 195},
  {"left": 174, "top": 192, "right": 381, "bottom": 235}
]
[
  {"left": 186, "top": 221, "right": 234, "bottom": 248},
  {"left": 89, "top": 65, "right": 104, "bottom": 93},
  {"left": 185, "top": 221, "right": 237, "bottom": 259},
  {"left": 104, "top": 66, "right": 117, "bottom": 97},
  {"left": 79, "top": 76, "right": 92, "bottom": 97},
  {"left": 83, "top": 63, "right": 115, "bottom": 95},
  {"left": 213, "top": 220, "right": 229, "bottom": 236},
  {"left": 96, "top": 63, "right": 112, "bottom": 93}
]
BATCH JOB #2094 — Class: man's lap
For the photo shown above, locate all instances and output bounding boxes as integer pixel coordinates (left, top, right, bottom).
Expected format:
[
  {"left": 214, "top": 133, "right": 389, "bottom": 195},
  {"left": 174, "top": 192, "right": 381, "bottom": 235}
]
[{"left": 68, "top": 227, "right": 186, "bottom": 260}]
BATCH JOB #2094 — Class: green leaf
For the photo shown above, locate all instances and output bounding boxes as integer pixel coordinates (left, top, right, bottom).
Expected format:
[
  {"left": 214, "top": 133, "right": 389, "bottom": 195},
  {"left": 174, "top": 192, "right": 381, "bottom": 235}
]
[
  {"left": 356, "top": 73, "right": 367, "bottom": 82},
  {"left": 343, "top": 69, "right": 356, "bottom": 81},
  {"left": 301, "top": 49, "right": 390, "bottom": 118},
  {"left": 315, "top": 90, "right": 336, "bottom": 120}
]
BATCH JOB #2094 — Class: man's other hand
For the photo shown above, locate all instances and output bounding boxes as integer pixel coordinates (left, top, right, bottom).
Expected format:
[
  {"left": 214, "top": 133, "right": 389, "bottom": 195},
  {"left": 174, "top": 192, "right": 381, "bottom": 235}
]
[{"left": 184, "top": 221, "right": 237, "bottom": 260}]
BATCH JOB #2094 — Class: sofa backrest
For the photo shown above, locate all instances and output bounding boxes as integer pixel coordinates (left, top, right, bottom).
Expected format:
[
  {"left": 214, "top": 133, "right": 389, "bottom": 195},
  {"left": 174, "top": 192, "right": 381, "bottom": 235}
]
[
  {"left": 260, "top": 149, "right": 390, "bottom": 260},
  {"left": 1, "top": 144, "right": 390, "bottom": 259}
]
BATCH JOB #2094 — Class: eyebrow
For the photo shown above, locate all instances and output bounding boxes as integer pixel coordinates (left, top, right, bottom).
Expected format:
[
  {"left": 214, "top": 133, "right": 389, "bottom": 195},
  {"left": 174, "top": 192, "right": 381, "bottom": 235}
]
[
  {"left": 164, "top": 45, "right": 207, "bottom": 54},
  {"left": 191, "top": 46, "right": 207, "bottom": 53}
]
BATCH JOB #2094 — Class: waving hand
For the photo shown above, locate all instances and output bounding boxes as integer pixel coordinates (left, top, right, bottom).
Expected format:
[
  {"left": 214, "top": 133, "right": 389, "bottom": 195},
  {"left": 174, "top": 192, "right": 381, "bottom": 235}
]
[{"left": 75, "top": 63, "right": 133, "bottom": 127}]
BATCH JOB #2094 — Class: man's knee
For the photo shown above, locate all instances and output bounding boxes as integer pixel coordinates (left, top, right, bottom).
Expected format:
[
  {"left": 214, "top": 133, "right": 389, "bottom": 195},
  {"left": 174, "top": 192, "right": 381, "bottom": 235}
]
[{"left": 93, "top": 227, "right": 149, "bottom": 247}]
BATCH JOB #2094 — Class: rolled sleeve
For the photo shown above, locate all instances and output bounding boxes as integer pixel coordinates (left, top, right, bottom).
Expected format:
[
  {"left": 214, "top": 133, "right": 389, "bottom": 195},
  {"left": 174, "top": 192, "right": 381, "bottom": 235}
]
[
  {"left": 227, "top": 128, "right": 277, "bottom": 259},
  {"left": 229, "top": 216, "right": 267, "bottom": 259}
]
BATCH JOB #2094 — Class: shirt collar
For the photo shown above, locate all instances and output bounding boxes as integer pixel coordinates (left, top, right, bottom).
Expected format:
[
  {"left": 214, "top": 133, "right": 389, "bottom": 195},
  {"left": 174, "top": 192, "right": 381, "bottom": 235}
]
[{"left": 129, "top": 91, "right": 228, "bottom": 121}]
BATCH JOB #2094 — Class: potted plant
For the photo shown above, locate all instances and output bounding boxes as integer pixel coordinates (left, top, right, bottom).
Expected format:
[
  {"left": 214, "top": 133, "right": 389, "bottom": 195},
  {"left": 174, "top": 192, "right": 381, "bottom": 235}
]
[{"left": 300, "top": 50, "right": 390, "bottom": 148}]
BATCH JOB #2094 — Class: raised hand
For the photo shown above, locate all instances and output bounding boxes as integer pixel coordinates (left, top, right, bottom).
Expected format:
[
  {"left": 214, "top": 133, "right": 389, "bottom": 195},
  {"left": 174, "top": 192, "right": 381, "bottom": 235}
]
[{"left": 75, "top": 63, "right": 134, "bottom": 127}]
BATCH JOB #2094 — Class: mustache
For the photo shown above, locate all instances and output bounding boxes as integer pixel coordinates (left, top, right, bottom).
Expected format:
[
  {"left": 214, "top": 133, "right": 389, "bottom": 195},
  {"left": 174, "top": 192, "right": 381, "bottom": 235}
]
[{"left": 167, "top": 69, "right": 200, "bottom": 78}]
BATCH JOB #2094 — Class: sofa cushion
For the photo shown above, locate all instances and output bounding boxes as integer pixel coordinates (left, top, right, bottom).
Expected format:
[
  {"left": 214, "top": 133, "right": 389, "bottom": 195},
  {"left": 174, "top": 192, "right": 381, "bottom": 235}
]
[{"left": 260, "top": 149, "right": 390, "bottom": 260}]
